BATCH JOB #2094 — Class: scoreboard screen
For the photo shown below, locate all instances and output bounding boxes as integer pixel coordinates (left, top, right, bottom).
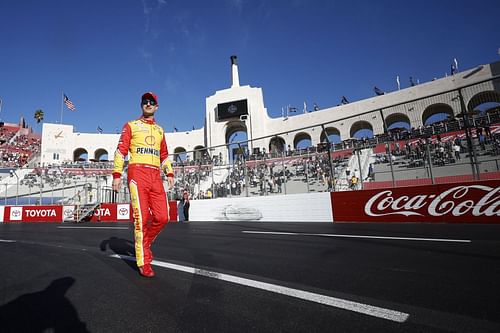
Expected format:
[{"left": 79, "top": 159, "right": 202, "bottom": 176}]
[{"left": 217, "top": 99, "right": 248, "bottom": 120}]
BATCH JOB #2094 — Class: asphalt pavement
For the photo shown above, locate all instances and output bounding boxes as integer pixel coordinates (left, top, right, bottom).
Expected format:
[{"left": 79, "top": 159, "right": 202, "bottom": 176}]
[{"left": 1, "top": 221, "right": 499, "bottom": 332}]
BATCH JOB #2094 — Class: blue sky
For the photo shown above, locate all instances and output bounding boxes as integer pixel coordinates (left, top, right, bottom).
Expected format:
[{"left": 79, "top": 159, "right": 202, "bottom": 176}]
[{"left": 1, "top": 0, "right": 499, "bottom": 135}]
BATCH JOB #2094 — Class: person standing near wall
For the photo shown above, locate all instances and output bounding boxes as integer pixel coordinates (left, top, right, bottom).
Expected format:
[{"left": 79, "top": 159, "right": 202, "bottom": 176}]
[
  {"left": 182, "top": 190, "right": 190, "bottom": 221},
  {"left": 112, "top": 92, "right": 174, "bottom": 278}
]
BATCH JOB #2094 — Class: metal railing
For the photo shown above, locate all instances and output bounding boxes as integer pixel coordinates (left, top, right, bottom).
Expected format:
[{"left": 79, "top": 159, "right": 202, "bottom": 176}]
[{"left": 1, "top": 76, "right": 499, "bottom": 204}]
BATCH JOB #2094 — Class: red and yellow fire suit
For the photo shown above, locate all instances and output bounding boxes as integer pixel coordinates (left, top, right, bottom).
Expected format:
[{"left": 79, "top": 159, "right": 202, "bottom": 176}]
[{"left": 113, "top": 117, "right": 173, "bottom": 267}]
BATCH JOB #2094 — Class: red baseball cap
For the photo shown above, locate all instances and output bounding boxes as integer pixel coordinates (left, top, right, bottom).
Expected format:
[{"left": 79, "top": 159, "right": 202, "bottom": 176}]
[{"left": 141, "top": 92, "right": 158, "bottom": 104}]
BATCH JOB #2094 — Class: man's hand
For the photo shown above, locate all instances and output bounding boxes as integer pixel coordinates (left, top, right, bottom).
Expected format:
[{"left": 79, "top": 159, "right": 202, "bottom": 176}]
[
  {"left": 167, "top": 176, "right": 174, "bottom": 190},
  {"left": 112, "top": 178, "right": 122, "bottom": 192}
]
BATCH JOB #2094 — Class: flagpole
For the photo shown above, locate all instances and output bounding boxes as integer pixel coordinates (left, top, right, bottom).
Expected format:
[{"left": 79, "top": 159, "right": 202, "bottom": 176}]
[{"left": 60, "top": 91, "right": 64, "bottom": 124}]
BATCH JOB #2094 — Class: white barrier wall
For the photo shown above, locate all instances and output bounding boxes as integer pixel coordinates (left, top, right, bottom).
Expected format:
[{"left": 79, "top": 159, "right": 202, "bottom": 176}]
[{"left": 189, "top": 192, "right": 333, "bottom": 222}]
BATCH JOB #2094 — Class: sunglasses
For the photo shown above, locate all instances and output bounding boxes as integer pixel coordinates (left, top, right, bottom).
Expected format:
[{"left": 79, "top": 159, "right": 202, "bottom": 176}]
[{"left": 141, "top": 99, "right": 157, "bottom": 106}]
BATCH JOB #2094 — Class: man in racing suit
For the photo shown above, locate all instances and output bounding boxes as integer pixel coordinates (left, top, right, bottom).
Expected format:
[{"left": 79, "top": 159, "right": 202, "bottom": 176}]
[{"left": 112, "top": 92, "right": 174, "bottom": 278}]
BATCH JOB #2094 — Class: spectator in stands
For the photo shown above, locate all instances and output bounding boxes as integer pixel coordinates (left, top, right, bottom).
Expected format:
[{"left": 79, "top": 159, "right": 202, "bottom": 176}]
[
  {"left": 367, "top": 163, "right": 374, "bottom": 181},
  {"left": 349, "top": 175, "right": 358, "bottom": 190},
  {"left": 453, "top": 143, "right": 461, "bottom": 160}
]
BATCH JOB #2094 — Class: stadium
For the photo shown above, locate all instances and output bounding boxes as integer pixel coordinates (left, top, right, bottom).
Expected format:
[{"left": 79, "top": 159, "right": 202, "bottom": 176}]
[{"left": 0, "top": 56, "right": 498, "bottom": 222}]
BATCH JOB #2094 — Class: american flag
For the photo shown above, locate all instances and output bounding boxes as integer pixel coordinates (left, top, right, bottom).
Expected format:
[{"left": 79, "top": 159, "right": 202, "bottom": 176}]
[{"left": 64, "top": 94, "right": 76, "bottom": 111}]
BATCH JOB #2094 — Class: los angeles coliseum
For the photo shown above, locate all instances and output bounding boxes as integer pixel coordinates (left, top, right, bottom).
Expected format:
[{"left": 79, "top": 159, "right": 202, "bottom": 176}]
[
  {"left": 40, "top": 57, "right": 500, "bottom": 166},
  {"left": 1, "top": 56, "right": 499, "bottom": 223}
]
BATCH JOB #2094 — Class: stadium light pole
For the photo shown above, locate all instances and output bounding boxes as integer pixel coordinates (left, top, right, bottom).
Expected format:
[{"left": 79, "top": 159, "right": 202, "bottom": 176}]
[{"left": 10, "top": 170, "right": 19, "bottom": 205}]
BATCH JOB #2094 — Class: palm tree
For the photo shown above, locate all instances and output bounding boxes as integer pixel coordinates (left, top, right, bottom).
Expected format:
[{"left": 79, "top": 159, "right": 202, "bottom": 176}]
[{"left": 34, "top": 109, "right": 44, "bottom": 124}]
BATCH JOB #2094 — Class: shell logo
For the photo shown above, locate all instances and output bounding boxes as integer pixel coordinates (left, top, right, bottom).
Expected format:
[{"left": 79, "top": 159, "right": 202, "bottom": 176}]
[{"left": 145, "top": 135, "right": 156, "bottom": 145}]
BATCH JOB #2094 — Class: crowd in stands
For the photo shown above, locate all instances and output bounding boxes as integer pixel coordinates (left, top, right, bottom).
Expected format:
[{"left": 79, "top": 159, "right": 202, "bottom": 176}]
[
  {"left": 2, "top": 109, "right": 499, "bottom": 200},
  {"left": 0, "top": 128, "right": 41, "bottom": 168},
  {"left": 170, "top": 151, "right": 351, "bottom": 199},
  {"left": 374, "top": 120, "right": 500, "bottom": 169}
]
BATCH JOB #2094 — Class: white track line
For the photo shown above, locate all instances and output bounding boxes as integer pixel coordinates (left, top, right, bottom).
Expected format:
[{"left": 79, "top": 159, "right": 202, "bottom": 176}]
[
  {"left": 58, "top": 226, "right": 130, "bottom": 230},
  {"left": 0, "top": 239, "right": 16, "bottom": 243},
  {"left": 110, "top": 254, "right": 409, "bottom": 323},
  {"left": 242, "top": 231, "right": 471, "bottom": 243}
]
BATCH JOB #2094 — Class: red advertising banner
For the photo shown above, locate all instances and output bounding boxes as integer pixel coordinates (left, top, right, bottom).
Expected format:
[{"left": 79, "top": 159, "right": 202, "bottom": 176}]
[
  {"left": 90, "top": 203, "right": 131, "bottom": 222},
  {"left": 89, "top": 201, "right": 178, "bottom": 222},
  {"left": 4, "top": 202, "right": 178, "bottom": 223},
  {"left": 331, "top": 180, "right": 500, "bottom": 223},
  {"left": 5, "top": 205, "right": 63, "bottom": 223}
]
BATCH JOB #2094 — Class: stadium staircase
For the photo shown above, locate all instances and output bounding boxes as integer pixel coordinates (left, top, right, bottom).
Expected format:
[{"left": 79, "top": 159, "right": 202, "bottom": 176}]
[
  {"left": 196, "top": 166, "right": 229, "bottom": 193},
  {"left": 70, "top": 202, "right": 101, "bottom": 223},
  {"left": 335, "top": 147, "right": 373, "bottom": 190},
  {"left": 63, "top": 189, "right": 102, "bottom": 223}
]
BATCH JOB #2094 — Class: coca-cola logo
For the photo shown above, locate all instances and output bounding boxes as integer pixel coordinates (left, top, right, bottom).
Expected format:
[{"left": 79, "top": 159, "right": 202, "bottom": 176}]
[{"left": 365, "top": 185, "right": 500, "bottom": 217}]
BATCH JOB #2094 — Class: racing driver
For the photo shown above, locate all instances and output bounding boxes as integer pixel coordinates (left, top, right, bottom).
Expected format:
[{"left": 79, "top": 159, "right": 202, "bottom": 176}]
[{"left": 112, "top": 92, "right": 174, "bottom": 278}]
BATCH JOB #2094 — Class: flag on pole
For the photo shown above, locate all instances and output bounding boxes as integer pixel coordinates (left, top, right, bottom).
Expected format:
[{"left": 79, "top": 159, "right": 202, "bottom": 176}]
[
  {"left": 396, "top": 76, "right": 400, "bottom": 90},
  {"left": 63, "top": 94, "right": 76, "bottom": 111},
  {"left": 97, "top": 126, "right": 103, "bottom": 133},
  {"left": 374, "top": 86, "right": 385, "bottom": 96},
  {"left": 289, "top": 106, "right": 298, "bottom": 113},
  {"left": 303, "top": 101, "right": 307, "bottom": 114},
  {"left": 341, "top": 96, "right": 349, "bottom": 104},
  {"left": 454, "top": 58, "right": 458, "bottom": 72}
]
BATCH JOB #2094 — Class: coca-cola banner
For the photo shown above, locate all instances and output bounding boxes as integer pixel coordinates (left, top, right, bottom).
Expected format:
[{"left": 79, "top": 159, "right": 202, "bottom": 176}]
[
  {"left": 331, "top": 180, "right": 500, "bottom": 223},
  {"left": 5, "top": 205, "right": 63, "bottom": 223}
]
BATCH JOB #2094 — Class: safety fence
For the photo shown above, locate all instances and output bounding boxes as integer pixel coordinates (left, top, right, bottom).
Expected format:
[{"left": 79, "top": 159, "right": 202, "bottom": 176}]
[{"left": 1, "top": 75, "right": 499, "bottom": 205}]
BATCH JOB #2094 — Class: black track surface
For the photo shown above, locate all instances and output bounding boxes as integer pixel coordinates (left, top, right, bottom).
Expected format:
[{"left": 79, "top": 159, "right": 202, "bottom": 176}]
[{"left": 1, "top": 221, "right": 499, "bottom": 332}]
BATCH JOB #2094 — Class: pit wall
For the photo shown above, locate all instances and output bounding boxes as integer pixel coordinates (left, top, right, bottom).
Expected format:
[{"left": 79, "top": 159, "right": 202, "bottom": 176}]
[
  {"left": 0, "top": 180, "right": 498, "bottom": 223},
  {"left": 188, "top": 192, "right": 334, "bottom": 222}
]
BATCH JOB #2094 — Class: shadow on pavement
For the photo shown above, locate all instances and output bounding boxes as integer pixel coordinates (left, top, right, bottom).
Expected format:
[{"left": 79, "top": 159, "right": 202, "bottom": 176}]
[
  {"left": 100, "top": 236, "right": 138, "bottom": 271},
  {"left": 0, "top": 277, "right": 89, "bottom": 333}
]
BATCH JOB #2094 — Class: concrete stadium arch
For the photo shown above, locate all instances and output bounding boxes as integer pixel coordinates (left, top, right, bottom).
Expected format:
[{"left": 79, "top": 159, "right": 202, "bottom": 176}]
[
  {"left": 293, "top": 132, "right": 312, "bottom": 149},
  {"left": 225, "top": 121, "right": 248, "bottom": 160},
  {"left": 350, "top": 120, "right": 374, "bottom": 139},
  {"left": 73, "top": 148, "right": 88, "bottom": 162},
  {"left": 467, "top": 90, "right": 500, "bottom": 112},
  {"left": 269, "top": 136, "right": 286, "bottom": 154},
  {"left": 422, "top": 103, "right": 454, "bottom": 125},
  {"left": 320, "top": 127, "right": 341, "bottom": 143},
  {"left": 385, "top": 113, "right": 411, "bottom": 130},
  {"left": 193, "top": 145, "right": 207, "bottom": 162},
  {"left": 94, "top": 148, "right": 109, "bottom": 161},
  {"left": 225, "top": 121, "right": 247, "bottom": 144},
  {"left": 173, "top": 147, "right": 187, "bottom": 162}
]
